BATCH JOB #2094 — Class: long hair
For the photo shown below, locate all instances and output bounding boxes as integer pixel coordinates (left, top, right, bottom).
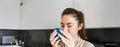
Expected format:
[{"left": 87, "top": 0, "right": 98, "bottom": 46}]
[{"left": 61, "top": 8, "right": 87, "bottom": 40}]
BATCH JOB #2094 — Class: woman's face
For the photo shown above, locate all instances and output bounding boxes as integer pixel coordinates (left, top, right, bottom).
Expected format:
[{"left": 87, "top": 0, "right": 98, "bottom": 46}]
[{"left": 61, "top": 14, "right": 82, "bottom": 37}]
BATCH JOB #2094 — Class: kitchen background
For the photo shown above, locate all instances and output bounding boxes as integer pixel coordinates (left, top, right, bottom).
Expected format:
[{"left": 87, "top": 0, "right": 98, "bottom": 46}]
[{"left": 0, "top": 0, "right": 120, "bottom": 47}]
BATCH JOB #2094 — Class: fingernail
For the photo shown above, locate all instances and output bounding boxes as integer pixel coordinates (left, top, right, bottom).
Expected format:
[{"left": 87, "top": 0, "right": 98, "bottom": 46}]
[
  {"left": 58, "top": 34, "right": 60, "bottom": 36},
  {"left": 60, "top": 30, "right": 62, "bottom": 32}
]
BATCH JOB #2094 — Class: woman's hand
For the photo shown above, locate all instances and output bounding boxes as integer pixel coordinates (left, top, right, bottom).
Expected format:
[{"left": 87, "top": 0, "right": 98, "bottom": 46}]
[
  {"left": 50, "top": 30, "right": 63, "bottom": 47},
  {"left": 58, "top": 29, "right": 76, "bottom": 47}
]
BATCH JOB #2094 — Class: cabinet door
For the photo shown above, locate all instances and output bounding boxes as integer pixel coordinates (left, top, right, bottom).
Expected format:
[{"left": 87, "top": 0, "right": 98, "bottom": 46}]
[
  {"left": 0, "top": 0, "right": 20, "bottom": 29},
  {"left": 74, "top": 0, "right": 120, "bottom": 28},
  {"left": 20, "top": 0, "right": 73, "bottom": 29}
]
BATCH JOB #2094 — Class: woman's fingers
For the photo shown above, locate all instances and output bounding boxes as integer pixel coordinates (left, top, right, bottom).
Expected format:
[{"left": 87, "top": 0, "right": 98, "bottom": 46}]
[
  {"left": 50, "top": 29, "right": 75, "bottom": 47},
  {"left": 58, "top": 34, "right": 72, "bottom": 46},
  {"left": 60, "top": 29, "right": 74, "bottom": 41},
  {"left": 55, "top": 39, "right": 60, "bottom": 46},
  {"left": 50, "top": 30, "right": 57, "bottom": 42},
  {"left": 59, "top": 29, "right": 76, "bottom": 47},
  {"left": 59, "top": 33, "right": 75, "bottom": 47},
  {"left": 50, "top": 30, "right": 63, "bottom": 47},
  {"left": 50, "top": 30, "right": 58, "bottom": 45},
  {"left": 63, "top": 29, "right": 72, "bottom": 36},
  {"left": 60, "top": 30, "right": 69, "bottom": 38},
  {"left": 51, "top": 36, "right": 59, "bottom": 45}
]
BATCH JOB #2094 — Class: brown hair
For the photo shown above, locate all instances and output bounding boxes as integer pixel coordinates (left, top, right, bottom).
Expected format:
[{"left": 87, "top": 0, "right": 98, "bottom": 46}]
[{"left": 61, "top": 8, "right": 87, "bottom": 40}]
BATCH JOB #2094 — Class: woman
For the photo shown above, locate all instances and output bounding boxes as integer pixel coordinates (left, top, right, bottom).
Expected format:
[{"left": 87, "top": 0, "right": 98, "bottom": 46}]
[{"left": 50, "top": 8, "right": 94, "bottom": 47}]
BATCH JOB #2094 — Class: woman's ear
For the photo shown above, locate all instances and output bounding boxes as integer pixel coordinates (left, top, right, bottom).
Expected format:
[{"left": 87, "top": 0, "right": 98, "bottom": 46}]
[{"left": 78, "top": 23, "right": 83, "bottom": 30}]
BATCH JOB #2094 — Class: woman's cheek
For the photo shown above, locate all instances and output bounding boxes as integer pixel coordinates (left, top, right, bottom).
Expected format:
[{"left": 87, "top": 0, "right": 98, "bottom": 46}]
[
  {"left": 68, "top": 29, "right": 74, "bottom": 34},
  {"left": 66, "top": 29, "right": 71, "bottom": 33}
]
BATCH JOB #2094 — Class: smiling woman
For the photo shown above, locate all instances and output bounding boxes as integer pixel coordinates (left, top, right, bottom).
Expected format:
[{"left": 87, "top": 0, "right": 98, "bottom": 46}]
[{"left": 50, "top": 8, "right": 94, "bottom": 47}]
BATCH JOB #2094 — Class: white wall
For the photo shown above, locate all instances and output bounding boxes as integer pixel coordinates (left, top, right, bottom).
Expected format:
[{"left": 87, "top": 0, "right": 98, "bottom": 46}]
[
  {"left": 20, "top": 0, "right": 73, "bottom": 29},
  {"left": 0, "top": 0, "right": 20, "bottom": 29},
  {"left": 74, "top": 0, "right": 120, "bottom": 28},
  {"left": 0, "top": 0, "right": 120, "bottom": 29}
]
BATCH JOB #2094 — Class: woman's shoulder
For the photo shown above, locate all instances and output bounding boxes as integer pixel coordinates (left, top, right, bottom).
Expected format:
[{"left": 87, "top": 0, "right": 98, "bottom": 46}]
[{"left": 82, "top": 40, "right": 94, "bottom": 47}]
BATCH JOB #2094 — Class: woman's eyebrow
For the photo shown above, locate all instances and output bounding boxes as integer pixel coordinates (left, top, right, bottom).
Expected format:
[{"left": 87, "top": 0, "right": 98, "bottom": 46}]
[
  {"left": 61, "top": 22, "right": 74, "bottom": 25},
  {"left": 67, "top": 23, "right": 74, "bottom": 25}
]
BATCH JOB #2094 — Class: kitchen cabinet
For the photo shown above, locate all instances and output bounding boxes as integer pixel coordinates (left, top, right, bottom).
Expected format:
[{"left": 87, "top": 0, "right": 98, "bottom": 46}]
[
  {"left": 0, "top": 0, "right": 73, "bottom": 29},
  {"left": 0, "top": 0, "right": 20, "bottom": 29},
  {"left": 74, "top": 0, "right": 120, "bottom": 28},
  {"left": 1, "top": 0, "right": 120, "bottom": 29},
  {"left": 20, "top": 0, "right": 73, "bottom": 29}
]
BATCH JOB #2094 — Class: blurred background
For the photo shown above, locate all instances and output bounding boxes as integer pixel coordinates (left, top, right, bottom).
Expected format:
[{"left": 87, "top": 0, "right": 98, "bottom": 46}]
[{"left": 0, "top": 0, "right": 120, "bottom": 47}]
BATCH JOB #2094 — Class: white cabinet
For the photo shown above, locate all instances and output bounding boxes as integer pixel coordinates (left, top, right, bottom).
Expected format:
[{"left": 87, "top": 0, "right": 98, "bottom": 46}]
[
  {"left": 0, "top": 0, "right": 20, "bottom": 29},
  {"left": 1, "top": 0, "right": 120, "bottom": 29},
  {"left": 0, "top": 0, "right": 73, "bottom": 29},
  {"left": 74, "top": 0, "right": 120, "bottom": 28},
  {"left": 20, "top": 0, "right": 73, "bottom": 29}
]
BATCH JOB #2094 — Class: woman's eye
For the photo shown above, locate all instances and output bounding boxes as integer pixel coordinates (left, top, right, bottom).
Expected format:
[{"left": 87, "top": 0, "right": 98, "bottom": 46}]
[
  {"left": 61, "top": 26, "right": 64, "bottom": 28},
  {"left": 61, "top": 25, "right": 64, "bottom": 28},
  {"left": 68, "top": 25, "right": 72, "bottom": 27}
]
